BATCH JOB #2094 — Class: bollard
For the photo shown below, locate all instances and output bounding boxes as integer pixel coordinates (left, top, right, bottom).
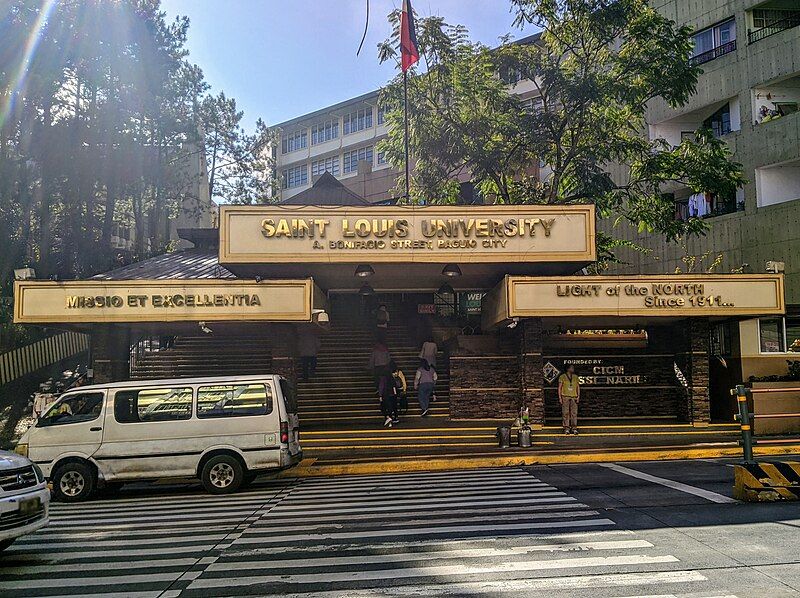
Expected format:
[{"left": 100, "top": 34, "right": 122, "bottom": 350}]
[
  {"left": 496, "top": 425, "right": 511, "bottom": 448},
  {"left": 732, "top": 384, "right": 755, "bottom": 464},
  {"left": 518, "top": 425, "right": 532, "bottom": 448}
]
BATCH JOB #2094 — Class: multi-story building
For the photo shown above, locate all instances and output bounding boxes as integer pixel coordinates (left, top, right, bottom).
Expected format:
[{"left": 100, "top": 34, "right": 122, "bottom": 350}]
[
  {"left": 270, "top": 3, "right": 799, "bottom": 387},
  {"left": 606, "top": 0, "right": 800, "bottom": 380},
  {"left": 273, "top": 90, "right": 398, "bottom": 203}
]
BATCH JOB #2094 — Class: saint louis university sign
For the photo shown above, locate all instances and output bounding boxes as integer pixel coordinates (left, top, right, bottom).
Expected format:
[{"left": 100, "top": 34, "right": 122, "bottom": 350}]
[{"left": 219, "top": 205, "right": 596, "bottom": 264}]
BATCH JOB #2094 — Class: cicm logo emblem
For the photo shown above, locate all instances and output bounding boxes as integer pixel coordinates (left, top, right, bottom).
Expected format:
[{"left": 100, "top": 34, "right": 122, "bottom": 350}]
[{"left": 542, "top": 361, "right": 561, "bottom": 384}]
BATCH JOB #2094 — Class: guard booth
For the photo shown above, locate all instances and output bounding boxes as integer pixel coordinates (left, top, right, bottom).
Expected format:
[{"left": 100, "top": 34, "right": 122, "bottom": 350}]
[{"left": 12, "top": 202, "right": 787, "bottom": 457}]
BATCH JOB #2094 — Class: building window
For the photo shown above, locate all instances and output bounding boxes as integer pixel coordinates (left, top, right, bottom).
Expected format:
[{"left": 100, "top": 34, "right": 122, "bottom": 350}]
[
  {"left": 281, "top": 130, "right": 307, "bottom": 154},
  {"left": 311, "top": 156, "right": 339, "bottom": 177},
  {"left": 196, "top": 383, "right": 272, "bottom": 418},
  {"left": 760, "top": 318, "right": 787, "bottom": 353},
  {"left": 521, "top": 96, "right": 544, "bottom": 113},
  {"left": 711, "top": 322, "right": 732, "bottom": 356},
  {"left": 690, "top": 18, "right": 736, "bottom": 65},
  {"left": 788, "top": 317, "right": 800, "bottom": 353},
  {"left": 749, "top": 9, "right": 800, "bottom": 44},
  {"left": 114, "top": 387, "right": 193, "bottom": 423},
  {"left": 755, "top": 159, "right": 800, "bottom": 208},
  {"left": 377, "top": 105, "right": 387, "bottom": 125},
  {"left": 343, "top": 108, "right": 373, "bottom": 135},
  {"left": 703, "top": 103, "right": 732, "bottom": 138},
  {"left": 500, "top": 66, "right": 524, "bottom": 85},
  {"left": 343, "top": 146, "right": 373, "bottom": 173},
  {"left": 376, "top": 151, "right": 387, "bottom": 165},
  {"left": 282, "top": 164, "right": 308, "bottom": 189},
  {"left": 311, "top": 120, "right": 338, "bottom": 145}
]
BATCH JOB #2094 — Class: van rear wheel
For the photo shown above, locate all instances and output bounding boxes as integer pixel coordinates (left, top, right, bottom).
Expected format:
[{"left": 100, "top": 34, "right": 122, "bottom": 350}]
[
  {"left": 201, "top": 455, "right": 244, "bottom": 494},
  {"left": 52, "top": 461, "right": 96, "bottom": 502}
]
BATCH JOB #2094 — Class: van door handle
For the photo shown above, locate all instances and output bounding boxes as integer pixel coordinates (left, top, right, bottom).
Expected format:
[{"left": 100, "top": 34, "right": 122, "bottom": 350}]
[{"left": 90, "top": 427, "right": 102, "bottom": 432}]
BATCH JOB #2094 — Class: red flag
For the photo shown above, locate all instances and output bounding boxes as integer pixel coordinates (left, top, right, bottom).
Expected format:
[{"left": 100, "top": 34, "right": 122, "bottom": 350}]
[{"left": 400, "top": 0, "right": 419, "bottom": 72}]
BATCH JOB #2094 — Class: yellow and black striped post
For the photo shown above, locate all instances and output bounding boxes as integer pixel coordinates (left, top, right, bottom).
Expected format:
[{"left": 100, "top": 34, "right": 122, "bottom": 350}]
[
  {"left": 734, "top": 461, "right": 800, "bottom": 501},
  {"left": 732, "top": 384, "right": 755, "bottom": 464}
]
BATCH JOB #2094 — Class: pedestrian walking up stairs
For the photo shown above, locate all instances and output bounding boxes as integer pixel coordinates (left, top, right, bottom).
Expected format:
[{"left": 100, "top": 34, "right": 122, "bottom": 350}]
[
  {"left": 293, "top": 319, "right": 500, "bottom": 459},
  {"left": 129, "top": 335, "right": 273, "bottom": 380}
]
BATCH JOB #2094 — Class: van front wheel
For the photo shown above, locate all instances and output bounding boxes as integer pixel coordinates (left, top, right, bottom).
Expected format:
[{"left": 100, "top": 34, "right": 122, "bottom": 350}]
[
  {"left": 201, "top": 455, "right": 244, "bottom": 494},
  {"left": 52, "top": 461, "right": 96, "bottom": 502}
]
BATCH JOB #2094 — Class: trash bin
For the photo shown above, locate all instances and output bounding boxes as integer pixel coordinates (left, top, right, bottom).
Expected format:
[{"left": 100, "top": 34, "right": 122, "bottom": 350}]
[
  {"left": 518, "top": 425, "right": 532, "bottom": 448},
  {"left": 496, "top": 425, "right": 511, "bottom": 448}
]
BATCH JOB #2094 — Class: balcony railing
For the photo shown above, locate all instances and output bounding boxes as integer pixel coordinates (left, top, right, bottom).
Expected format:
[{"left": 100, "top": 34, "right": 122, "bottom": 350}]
[
  {"left": 688, "top": 40, "right": 737, "bottom": 66},
  {"left": 748, "top": 13, "right": 800, "bottom": 44}
]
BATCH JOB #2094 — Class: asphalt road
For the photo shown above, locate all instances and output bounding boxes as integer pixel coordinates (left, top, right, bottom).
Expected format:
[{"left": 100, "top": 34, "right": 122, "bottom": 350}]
[{"left": 1, "top": 457, "right": 799, "bottom": 597}]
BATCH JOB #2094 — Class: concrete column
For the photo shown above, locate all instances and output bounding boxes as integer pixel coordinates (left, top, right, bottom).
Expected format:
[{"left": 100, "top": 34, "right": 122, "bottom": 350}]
[
  {"left": 521, "top": 318, "right": 545, "bottom": 427},
  {"left": 687, "top": 318, "right": 711, "bottom": 426},
  {"left": 91, "top": 325, "right": 131, "bottom": 383}
]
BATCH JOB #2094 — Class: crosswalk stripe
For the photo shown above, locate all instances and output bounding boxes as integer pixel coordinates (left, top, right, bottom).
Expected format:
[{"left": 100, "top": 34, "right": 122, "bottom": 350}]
[
  {"left": 285, "top": 480, "right": 551, "bottom": 499},
  {"left": 248, "top": 501, "right": 593, "bottom": 525},
  {"left": 209, "top": 539, "right": 655, "bottom": 571},
  {"left": 220, "top": 529, "right": 640, "bottom": 557},
  {"left": 187, "top": 554, "right": 680, "bottom": 589},
  {"left": 1, "top": 467, "right": 719, "bottom": 598},
  {"left": 250, "top": 570, "right": 709, "bottom": 597},
  {"left": 277, "top": 485, "right": 554, "bottom": 506},
  {"left": 232, "top": 518, "right": 617, "bottom": 544},
  {"left": 244, "top": 509, "right": 602, "bottom": 535},
  {"left": 264, "top": 492, "right": 572, "bottom": 516}
]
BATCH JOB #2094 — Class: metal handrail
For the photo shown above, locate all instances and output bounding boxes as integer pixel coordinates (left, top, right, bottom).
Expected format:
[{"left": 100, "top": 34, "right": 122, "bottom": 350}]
[
  {"left": 688, "top": 40, "right": 737, "bottom": 66},
  {"left": 748, "top": 14, "right": 800, "bottom": 44}
]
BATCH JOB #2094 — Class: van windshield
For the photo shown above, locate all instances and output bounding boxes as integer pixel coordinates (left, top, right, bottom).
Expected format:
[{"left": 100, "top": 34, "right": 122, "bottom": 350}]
[{"left": 39, "top": 392, "right": 104, "bottom": 426}]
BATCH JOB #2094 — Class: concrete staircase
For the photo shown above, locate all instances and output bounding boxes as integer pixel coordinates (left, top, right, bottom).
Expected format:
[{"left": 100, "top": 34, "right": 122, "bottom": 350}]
[
  {"left": 296, "top": 322, "right": 450, "bottom": 428},
  {"left": 129, "top": 335, "right": 273, "bottom": 380}
]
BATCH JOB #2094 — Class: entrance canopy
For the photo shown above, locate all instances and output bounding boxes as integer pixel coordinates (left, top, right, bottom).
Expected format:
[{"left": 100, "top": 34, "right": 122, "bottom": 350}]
[
  {"left": 482, "top": 274, "right": 786, "bottom": 329},
  {"left": 14, "top": 279, "right": 327, "bottom": 325},
  {"left": 219, "top": 204, "right": 596, "bottom": 291}
]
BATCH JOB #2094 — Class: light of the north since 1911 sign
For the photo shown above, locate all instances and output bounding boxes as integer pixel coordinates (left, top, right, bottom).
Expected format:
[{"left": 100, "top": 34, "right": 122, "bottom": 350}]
[
  {"left": 219, "top": 204, "right": 596, "bottom": 264},
  {"left": 507, "top": 275, "right": 785, "bottom": 317}
]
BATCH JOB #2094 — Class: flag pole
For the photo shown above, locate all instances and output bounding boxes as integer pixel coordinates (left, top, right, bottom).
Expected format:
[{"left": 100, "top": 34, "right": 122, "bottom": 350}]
[{"left": 403, "top": 69, "right": 410, "bottom": 201}]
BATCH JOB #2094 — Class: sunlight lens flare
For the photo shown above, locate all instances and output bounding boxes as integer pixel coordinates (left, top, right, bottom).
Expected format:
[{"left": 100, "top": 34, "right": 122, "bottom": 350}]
[{"left": 0, "top": 0, "right": 60, "bottom": 129}]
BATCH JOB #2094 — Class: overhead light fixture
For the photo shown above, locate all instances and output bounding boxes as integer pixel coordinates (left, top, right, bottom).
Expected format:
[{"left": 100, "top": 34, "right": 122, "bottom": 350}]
[
  {"left": 437, "top": 282, "right": 455, "bottom": 295},
  {"left": 14, "top": 268, "right": 36, "bottom": 281},
  {"left": 359, "top": 283, "right": 375, "bottom": 296},
  {"left": 355, "top": 264, "right": 375, "bottom": 278},
  {"left": 442, "top": 264, "right": 462, "bottom": 277}
]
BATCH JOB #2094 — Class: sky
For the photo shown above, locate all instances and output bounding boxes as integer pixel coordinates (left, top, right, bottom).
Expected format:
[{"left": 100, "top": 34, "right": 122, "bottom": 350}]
[{"left": 160, "top": 0, "right": 528, "bottom": 130}]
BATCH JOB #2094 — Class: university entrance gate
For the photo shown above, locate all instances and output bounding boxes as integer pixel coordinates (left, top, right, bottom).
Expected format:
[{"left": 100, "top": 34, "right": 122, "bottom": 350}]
[{"left": 13, "top": 204, "right": 787, "bottom": 463}]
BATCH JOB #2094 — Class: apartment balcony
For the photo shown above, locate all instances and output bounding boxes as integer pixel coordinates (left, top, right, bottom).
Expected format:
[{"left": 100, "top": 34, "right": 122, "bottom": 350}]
[
  {"left": 747, "top": 4, "right": 800, "bottom": 45},
  {"left": 689, "top": 40, "right": 737, "bottom": 67}
]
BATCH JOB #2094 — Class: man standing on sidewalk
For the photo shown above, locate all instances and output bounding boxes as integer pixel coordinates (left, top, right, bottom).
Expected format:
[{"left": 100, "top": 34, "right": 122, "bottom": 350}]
[{"left": 558, "top": 364, "right": 580, "bottom": 435}]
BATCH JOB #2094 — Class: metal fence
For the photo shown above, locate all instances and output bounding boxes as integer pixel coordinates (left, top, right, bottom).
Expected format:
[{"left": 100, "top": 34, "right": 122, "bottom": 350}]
[{"left": 0, "top": 332, "right": 89, "bottom": 386}]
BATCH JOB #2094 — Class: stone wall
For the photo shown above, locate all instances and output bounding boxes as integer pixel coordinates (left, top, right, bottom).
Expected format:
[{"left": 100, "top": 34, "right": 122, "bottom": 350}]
[
  {"left": 521, "top": 319, "right": 545, "bottom": 425},
  {"left": 449, "top": 329, "right": 522, "bottom": 419},
  {"left": 91, "top": 325, "right": 131, "bottom": 383}
]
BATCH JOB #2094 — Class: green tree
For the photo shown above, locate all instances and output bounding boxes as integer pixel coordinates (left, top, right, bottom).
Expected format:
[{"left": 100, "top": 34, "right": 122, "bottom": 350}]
[{"left": 377, "top": 0, "right": 745, "bottom": 256}]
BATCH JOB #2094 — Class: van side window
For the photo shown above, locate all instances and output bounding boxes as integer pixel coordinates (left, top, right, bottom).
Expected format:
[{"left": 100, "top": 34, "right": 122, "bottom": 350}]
[
  {"left": 114, "top": 387, "right": 193, "bottom": 423},
  {"left": 38, "top": 392, "right": 104, "bottom": 427},
  {"left": 197, "top": 384, "right": 272, "bottom": 418},
  {"left": 279, "top": 379, "right": 298, "bottom": 413}
]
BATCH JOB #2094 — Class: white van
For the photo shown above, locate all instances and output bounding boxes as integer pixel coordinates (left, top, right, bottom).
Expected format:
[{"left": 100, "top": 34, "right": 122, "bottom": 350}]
[{"left": 15, "top": 375, "right": 302, "bottom": 501}]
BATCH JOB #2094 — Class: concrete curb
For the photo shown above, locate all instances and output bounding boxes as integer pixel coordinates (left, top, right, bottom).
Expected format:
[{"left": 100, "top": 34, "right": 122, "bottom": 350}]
[
  {"left": 733, "top": 460, "right": 800, "bottom": 501},
  {"left": 278, "top": 443, "right": 800, "bottom": 478}
]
